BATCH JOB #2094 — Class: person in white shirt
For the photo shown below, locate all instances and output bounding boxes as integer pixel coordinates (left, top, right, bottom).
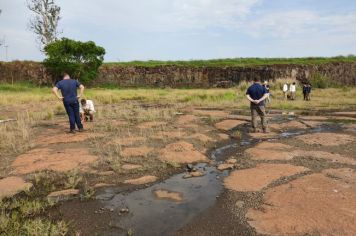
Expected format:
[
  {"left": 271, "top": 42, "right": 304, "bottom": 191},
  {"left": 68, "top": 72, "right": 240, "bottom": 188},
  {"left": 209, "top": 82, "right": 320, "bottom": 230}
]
[
  {"left": 282, "top": 83, "right": 289, "bottom": 100},
  {"left": 289, "top": 82, "right": 297, "bottom": 100},
  {"left": 80, "top": 99, "right": 95, "bottom": 122}
]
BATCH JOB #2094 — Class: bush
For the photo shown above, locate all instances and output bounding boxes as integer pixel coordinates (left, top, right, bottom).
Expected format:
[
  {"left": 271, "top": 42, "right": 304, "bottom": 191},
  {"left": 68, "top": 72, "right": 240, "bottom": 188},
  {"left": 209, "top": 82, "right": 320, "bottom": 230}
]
[
  {"left": 310, "top": 73, "right": 336, "bottom": 89},
  {"left": 44, "top": 38, "right": 105, "bottom": 83}
]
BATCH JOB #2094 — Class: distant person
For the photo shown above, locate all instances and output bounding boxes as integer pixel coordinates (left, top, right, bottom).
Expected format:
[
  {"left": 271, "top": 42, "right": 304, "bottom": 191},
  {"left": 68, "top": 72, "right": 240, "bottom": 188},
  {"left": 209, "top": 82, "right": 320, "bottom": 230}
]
[
  {"left": 263, "top": 80, "right": 271, "bottom": 104},
  {"left": 52, "top": 73, "right": 85, "bottom": 133},
  {"left": 303, "top": 83, "right": 308, "bottom": 101},
  {"left": 282, "top": 83, "right": 289, "bottom": 100},
  {"left": 306, "top": 84, "right": 312, "bottom": 101},
  {"left": 246, "top": 78, "right": 269, "bottom": 133},
  {"left": 289, "top": 82, "right": 296, "bottom": 100},
  {"left": 80, "top": 99, "right": 95, "bottom": 122}
]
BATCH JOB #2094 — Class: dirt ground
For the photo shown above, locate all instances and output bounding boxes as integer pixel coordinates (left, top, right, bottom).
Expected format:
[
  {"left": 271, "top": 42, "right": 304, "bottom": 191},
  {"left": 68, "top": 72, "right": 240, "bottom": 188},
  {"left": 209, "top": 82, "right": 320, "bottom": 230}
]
[{"left": 1, "top": 101, "right": 356, "bottom": 236}]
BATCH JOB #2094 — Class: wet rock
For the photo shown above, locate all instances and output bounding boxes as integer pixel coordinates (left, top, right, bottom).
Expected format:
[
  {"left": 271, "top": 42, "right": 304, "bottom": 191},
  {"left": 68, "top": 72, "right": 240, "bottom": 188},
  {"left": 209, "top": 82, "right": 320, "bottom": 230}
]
[
  {"left": 124, "top": 176, "right": 158, "bottom": 185},
  {"left": 183, "top": 171, "right": 205, "bottom": 179},
  {"left": 47, "top": 189, "right": 79, "bottom": 201},
  {"left": 0, "top": 177, "right": 33, "bottom": 200},
  {"left": 217, "top": 164, "right": 234, "bottom": 171},
  {"left": 154, "top": 189, "right": 183, "bottom": 202}
]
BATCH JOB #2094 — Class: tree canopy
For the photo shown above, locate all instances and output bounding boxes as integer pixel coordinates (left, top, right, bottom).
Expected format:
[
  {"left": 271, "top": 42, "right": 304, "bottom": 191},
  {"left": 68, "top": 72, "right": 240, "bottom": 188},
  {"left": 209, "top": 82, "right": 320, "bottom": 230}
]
[{"left": 44, "top": 38, "right": 105, "bottom": 83}]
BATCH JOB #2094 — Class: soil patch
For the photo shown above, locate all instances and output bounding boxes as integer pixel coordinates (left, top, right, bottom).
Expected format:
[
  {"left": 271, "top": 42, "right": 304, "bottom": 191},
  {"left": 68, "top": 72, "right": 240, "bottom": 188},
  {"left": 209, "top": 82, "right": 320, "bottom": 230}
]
[
  {"left": 137, "top": 121, "right": 167, "bottom": 129},
  {"left": 176, "top": 115, "right": 199, "bottom": 124},
  {"left": 158, "top": 141, "right": 208, "bottom": 164},
  {"left": 246, "top": 173, "right": 356, "bottom": 236},
  {"left": 224, "top": 164, "right": 309, "bottom": 192},
  {"left": 299, "top": 116, "right": 329, "bottom": 121},
  {"left": 215, "top": 120, "right": 247, "bottom": 131},
  {"left": 322, "top": 168, "right": 356, "bottom": 184},
  {"left": 154, "top": 189, "right": 183, "bottom": 202},
  {"left": 193, "top": 109, "right": 229, "bottom": 118},
  {"left": 124, "top": 175, "right": 158, "bottom": 185},
  {"left": 152, "top": 131, "right": 187, "bottom": 139},
  {"left": 36, "top": 132, "right": 104, "bottom": 145},
  {"left": 121, "top": 164, "right": 143, "bottom": 170},
  {"left": 110, "top": 136, "right": 146, "bottom": 146},
  {"left": 295, "top": 133, "right": 354, "bottom": 146},
  {"left": 121, "top": 146, "right": 153, "bottom": 158},
  {"left": 189, "top": 133, "right": 214, "bottom": 143},
  {"left": 12, "top": 148, "right": 98, "bottom": 174},
  {"left": 0, "top": 176, "right": 33, "bottom": 200}
]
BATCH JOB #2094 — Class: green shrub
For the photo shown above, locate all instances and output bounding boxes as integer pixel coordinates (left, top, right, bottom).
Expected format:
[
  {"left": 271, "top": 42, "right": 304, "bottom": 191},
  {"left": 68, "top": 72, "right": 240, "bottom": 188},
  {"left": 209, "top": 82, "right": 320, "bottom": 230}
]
[
  {"left": 310, "top": 73, "right": 336, "bottom": 89},
  {"left": 44, "top": 38, "right": 105, "bottom": 83}
]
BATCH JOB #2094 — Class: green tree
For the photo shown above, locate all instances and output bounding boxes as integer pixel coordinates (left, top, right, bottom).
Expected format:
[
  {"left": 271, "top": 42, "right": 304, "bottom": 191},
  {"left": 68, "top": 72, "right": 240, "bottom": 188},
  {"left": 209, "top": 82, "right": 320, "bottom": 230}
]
[{"left": 44, "top": 38, "right": 105, "bottom": 83}]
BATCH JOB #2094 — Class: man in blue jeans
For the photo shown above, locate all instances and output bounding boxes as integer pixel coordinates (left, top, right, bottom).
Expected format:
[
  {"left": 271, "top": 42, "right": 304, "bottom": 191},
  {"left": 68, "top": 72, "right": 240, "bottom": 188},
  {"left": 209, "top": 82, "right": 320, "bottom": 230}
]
[
  {"left": 246, "top": 78, "right": 269, "bottom": 133},
  {"left": 52, "top": 73, "right": 85, "bottom": 133}
]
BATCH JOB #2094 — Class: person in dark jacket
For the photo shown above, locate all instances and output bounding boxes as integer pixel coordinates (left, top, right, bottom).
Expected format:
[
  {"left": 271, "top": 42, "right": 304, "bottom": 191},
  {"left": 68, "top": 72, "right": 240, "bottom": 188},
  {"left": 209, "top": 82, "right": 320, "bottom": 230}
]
[
  {"left": 246, "top": 78, "right": 269, "bottom": 133},
  {"left": 303, "top": 83, "right": 308, "bottom": 101},
  {"left": 306, "top": 84, "right": 312, "bottom": 101},
  {"left": 52, "top": 73, "right": 85, "bottom": 133}
]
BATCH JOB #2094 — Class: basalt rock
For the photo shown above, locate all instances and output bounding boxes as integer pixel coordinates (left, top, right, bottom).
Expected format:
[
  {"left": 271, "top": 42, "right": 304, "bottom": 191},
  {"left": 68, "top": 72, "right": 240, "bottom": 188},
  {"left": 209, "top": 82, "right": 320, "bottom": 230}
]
[{"left": 1, "top": 61, "right": 355, "bottom": 87}]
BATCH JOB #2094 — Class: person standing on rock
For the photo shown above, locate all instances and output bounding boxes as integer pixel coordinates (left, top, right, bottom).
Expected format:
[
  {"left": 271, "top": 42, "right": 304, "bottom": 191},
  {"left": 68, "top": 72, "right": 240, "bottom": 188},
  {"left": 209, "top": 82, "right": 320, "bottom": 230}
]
[
  {"left": 246, "top": 78, "right": 269, "bottom": 133},
  {"left": 290, "top": 82, "right": 297, "bottom": 100},
  {"left": 282, "top": 82, "right": 289, "bottom": 100},
  {"left": 52, "top": 73, "right": 85, "bottom": 133}
]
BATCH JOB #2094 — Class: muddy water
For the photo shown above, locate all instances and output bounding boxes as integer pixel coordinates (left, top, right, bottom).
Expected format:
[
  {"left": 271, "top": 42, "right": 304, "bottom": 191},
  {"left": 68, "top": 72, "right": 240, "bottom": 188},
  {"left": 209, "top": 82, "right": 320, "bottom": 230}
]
[
  {"left": 97, "top": 116, "right": 340, "bottom": 236},
  {"left": 99, "top": 164, "right": 227, "bottom": 236}
]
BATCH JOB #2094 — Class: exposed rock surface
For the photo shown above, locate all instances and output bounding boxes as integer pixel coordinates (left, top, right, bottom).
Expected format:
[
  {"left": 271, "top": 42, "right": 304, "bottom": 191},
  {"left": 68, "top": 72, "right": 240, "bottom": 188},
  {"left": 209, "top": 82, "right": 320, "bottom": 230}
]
[
  {"left": 3, "top": 61, "right": 355, "bottom": 87},
  {"left": 0, "top": 177, "right": 33, "bottom": 200}
]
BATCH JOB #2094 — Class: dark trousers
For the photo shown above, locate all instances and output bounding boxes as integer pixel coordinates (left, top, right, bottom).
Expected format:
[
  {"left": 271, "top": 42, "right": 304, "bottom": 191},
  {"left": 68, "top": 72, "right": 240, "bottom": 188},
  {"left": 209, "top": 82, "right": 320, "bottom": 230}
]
[
  {"left": 63, "top": 101, "right": 83, "bottom": 131},
  {"left": 251, "top": 105, "right": 267, "bottom": 130}
]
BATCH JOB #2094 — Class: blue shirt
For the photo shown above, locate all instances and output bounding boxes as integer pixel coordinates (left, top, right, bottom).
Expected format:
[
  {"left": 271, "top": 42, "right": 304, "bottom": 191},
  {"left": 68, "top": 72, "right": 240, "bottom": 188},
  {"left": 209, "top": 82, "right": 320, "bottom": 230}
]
[
  {"left": 246, "top": 83, "right": 268, "bottom": 106},
  {"left": 55, "top": 79, "right": 81, "bottom": 103}
]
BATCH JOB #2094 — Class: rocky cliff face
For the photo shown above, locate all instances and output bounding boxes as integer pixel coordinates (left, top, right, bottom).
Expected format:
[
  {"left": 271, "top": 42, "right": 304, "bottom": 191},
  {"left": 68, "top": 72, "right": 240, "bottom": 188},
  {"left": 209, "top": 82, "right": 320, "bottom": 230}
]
[{"left": 1, "top": 61, "right": 355, "bottom": 87}]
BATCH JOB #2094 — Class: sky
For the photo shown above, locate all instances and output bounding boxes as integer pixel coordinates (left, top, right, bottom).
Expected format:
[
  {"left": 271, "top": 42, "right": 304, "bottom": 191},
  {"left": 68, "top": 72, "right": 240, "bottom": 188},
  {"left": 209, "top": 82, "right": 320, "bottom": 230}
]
[{"left": 0, "top": 0, "right": 356, "bottom": 61}]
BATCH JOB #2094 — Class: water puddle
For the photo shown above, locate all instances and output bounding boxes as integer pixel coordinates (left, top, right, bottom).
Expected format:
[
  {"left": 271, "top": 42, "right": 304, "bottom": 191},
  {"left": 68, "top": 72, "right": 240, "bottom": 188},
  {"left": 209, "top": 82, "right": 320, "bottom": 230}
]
[{"left": 98, "top": 164, "right": 228, "bottom": 235}]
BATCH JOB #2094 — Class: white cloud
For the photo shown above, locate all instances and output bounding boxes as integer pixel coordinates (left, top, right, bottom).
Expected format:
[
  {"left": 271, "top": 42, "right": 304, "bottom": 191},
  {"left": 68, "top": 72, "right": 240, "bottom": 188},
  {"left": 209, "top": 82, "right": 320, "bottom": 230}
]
[{"left": 246, "top": 10, "right": 356, "bottom": 38}]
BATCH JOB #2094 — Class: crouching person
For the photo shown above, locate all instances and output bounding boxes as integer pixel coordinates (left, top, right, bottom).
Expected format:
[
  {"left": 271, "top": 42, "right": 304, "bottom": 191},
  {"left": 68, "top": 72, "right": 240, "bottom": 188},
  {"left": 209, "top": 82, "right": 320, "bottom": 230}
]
[{"left": 80, "top": 99, "right": 95, "bottom": 122}]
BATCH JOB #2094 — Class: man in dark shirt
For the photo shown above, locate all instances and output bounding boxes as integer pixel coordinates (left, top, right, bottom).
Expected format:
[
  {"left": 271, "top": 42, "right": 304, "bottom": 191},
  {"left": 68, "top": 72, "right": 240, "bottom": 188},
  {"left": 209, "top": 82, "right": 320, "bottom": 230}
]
[
  {"left": 246, "top": 78, "right": 269, "bottom": 133},
  {"left": 52, "top": 73, "right": 85, "bottom": 133}
]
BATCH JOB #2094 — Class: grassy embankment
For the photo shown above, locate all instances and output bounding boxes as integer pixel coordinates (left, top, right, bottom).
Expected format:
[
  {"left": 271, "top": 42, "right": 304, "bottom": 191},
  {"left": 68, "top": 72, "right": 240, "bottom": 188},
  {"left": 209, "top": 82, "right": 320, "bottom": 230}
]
[{"left": 105, "top": 56, "right": 356, "bottom": 67}]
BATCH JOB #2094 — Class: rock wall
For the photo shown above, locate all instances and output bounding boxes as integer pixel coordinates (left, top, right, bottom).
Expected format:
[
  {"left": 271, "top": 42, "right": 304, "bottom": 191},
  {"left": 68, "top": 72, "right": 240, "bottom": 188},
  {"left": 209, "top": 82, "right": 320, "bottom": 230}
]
[{"left": 1, "top": 61, "right": 355, "bottom": 87}]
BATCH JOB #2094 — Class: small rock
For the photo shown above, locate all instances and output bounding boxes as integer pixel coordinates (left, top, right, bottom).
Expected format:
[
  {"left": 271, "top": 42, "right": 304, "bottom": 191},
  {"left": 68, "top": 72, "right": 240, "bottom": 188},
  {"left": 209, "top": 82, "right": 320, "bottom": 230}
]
[
  {"left": 217, "top": 163, "right": 234, "bottom": 171},
  {"left": 183, "top": 171, "right": 205, "bottom": 179},
  {"left": 226, "top": 158, "right": 237, "bottom": 164},
  {"left": 120, "top": 208, "right": 129, "bottom": 213},
  {"left": 235, "top": 200, "right": 245, "bottom": 208},
  {"left": 186, "top": 164, "right": 194, "bottom": 172},
  {"left": 47, "top": 189, "right": 79, "bottom": 201},
  {"left": 110, "top": 208, "right": 114, "bottom": 212}
]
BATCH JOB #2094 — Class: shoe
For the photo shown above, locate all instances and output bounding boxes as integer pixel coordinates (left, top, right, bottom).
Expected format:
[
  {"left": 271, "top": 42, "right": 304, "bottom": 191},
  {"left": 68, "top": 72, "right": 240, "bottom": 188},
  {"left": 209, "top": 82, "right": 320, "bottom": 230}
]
[
  {"left": 78, "top": 128, "right": 84, "bottom": 132},
  {"left": 263, "top": 128, "right": 269, "bottom": 133},
  {"left": 69, "top": 130, "right": 76, "bottom": 134}
]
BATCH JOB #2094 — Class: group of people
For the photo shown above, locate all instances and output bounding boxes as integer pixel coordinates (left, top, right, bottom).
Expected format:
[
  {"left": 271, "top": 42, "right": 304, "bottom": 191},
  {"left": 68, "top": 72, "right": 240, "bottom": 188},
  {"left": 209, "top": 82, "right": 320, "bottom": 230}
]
[
  {"left": 52, "top": 73, "right": 96, "bottom": 133},
  {"left": 53, "top": 73, "right": 312, "bottom": 135},
  {"left": 282, "top": 82, "right": 312, "bottom": 101}
]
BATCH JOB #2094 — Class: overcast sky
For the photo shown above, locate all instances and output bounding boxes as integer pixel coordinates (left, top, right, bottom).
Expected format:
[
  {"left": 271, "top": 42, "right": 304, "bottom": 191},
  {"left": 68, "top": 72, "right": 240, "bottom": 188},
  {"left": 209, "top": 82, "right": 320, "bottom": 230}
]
[{"left": 1, "top": 0, "right": 356, "bottom": 61}]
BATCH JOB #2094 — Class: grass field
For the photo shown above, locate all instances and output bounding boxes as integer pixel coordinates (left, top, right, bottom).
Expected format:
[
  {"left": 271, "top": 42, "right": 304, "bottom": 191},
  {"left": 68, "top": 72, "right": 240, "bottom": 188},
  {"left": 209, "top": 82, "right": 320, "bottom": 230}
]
[
  {"left": 1, "top": 82, "right": 355, "bottom": 111},
  {"left": 105, "top": 56, "right": 356, "bottom": 67}
]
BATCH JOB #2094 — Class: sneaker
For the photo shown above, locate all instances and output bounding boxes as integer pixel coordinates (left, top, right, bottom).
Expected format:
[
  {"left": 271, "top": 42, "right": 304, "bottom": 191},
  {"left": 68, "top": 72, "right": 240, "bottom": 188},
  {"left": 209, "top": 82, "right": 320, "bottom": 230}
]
[{"left": 69, "top": 130, "right": 76, "bottom": 134}]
